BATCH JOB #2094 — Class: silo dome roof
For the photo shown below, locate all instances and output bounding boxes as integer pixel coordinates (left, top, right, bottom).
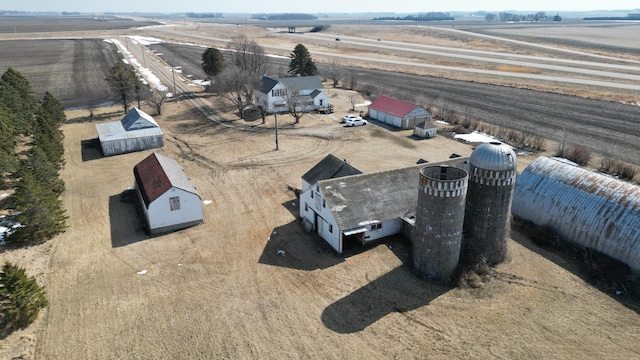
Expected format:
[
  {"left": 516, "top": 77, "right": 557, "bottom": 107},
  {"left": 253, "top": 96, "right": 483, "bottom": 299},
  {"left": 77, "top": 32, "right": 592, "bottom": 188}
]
[{"left": 470, "top": 142, "right": 517, "bottom": 171}]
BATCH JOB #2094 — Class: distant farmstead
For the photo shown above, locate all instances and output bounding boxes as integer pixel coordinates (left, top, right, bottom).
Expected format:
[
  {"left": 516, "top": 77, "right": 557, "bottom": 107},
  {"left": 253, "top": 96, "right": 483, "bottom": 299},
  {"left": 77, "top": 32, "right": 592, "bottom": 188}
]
[
  {"left": 254, "top": 75, "right": 330, "bottom": 114},
  {"left": 96, "top": 107, "right": 163, "bottom": 156},
  {"left": 133, "top": 153, "right": 203, "bottom": 235},
  {"left": 368, "top": 95, "right": 432, "bottom": 130}
]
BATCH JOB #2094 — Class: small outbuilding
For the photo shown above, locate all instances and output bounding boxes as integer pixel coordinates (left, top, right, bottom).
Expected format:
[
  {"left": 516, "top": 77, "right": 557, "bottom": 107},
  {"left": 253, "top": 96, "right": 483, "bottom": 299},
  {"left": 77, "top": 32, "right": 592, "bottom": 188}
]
[
  {"left": 413, "top": 120, "right": 438, "bottom": 139},
  {"left": 96, "top": 107, "right": 163, "bottom": 156},
  {"left": 368, "top": 95, "right": 432, "bottom": 130},
  {"left": 133, "top": 152, "right": 203, "bottom": 235}
]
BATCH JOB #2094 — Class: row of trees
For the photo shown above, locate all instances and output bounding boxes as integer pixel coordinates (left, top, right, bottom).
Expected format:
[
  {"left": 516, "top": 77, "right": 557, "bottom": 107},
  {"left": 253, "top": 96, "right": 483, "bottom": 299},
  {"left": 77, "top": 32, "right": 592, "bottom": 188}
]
[
  {"left": 201, "top": 39, "right": 319, "bottom": 121},
  {"left": 485, "top": 11, "right": 558, "bottom": 23},
  {"left": 1, "top": 68, "right": 68, "bottom": 244},
  {"left": 0, "top": 68, "right": 65, "bottom": 330}
]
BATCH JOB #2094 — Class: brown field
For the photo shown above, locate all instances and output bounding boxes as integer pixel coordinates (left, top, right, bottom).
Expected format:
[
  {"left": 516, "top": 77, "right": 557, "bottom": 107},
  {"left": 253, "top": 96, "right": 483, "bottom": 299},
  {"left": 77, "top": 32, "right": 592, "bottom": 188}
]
[{"left": 1, "top": 17, "right": 640, "bottom": 359}]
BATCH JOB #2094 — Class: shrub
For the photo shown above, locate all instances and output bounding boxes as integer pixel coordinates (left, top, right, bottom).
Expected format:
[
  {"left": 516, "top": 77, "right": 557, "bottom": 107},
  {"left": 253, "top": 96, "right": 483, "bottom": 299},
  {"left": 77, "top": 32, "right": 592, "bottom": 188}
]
[
  {"left": 560, "top": 144, "right": 592, "bottom": 165},
  {"left": 0, "top": 261, "right": 48, "bottom": 330}
]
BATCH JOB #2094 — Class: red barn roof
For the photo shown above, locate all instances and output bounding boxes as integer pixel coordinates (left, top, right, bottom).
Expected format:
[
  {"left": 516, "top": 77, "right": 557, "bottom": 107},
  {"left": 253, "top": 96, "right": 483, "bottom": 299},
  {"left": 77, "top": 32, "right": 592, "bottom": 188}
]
[
  {"left": 368, "top": 96, "right": 422, "bottom": 118},
  {"left": 133, "top": 153, "right": 199, "bottom": 208}
]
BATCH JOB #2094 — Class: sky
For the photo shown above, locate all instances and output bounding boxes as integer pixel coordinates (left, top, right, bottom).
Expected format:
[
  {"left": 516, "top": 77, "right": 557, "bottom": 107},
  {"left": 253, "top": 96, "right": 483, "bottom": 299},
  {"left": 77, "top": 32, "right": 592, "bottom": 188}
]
[{"left": 4, "top": 0, "right": 639, "bottom": 14}]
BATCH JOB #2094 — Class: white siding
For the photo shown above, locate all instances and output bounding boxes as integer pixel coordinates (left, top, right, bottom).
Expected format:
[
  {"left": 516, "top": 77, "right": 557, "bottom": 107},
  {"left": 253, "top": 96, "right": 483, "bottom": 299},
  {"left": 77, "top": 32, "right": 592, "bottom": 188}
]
[
  {"left": 363, "top": 219, "right": 403, "bottom": 243},
  {"left": 147, "top": 187, "right": 203, "bottom": 233},
  {"left": 299, "top": 187, "right": 341, "bottom": 253}
]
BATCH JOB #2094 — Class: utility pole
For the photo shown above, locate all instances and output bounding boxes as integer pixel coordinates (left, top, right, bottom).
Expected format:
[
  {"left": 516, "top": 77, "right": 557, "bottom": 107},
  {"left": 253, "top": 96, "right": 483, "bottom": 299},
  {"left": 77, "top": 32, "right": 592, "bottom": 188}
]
[
  {"left": 172, "top": 67, "right": 177, "bottom": 98},
  {"left": 275, "top": 113, "right": 279, "bottom": 150}
]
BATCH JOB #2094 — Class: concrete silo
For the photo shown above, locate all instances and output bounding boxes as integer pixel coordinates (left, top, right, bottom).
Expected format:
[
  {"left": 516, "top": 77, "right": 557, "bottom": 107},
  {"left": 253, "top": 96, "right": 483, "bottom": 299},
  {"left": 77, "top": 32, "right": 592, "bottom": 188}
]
[
  {"left": 413, "top": 166, "right": 469, "bottom": 281},
  {"left": 463, "top": 142, "right": 517, "bottom": 265}
]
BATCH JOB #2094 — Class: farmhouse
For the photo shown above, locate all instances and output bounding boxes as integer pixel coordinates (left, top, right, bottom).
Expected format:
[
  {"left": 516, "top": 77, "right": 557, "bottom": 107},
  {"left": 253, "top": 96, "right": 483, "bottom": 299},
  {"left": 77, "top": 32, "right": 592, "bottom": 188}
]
[
  {"left": 368, "top": 95, "right": 432, "bottom": 130},
  {"left": 96, "top": 107, "right": 163, "bottom": 156},
  {"left": 254, "top": 75, "right": 330, "bottom": 114},
  {"left": 299, "top": 155, "right": 467, "bottom": 253},
  {"left": 133, "top": 152, "right": 203, "bottom": 235}
]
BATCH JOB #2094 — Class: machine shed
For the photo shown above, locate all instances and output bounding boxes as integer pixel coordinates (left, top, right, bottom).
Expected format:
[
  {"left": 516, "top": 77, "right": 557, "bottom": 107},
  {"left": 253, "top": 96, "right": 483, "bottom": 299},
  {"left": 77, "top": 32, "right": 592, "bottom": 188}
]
[
  {"left": 512, "top": 156, "right": 640, "bottom": 271},
  {"left": 96, "top": 107, "right": 163, "bottom": 156}
]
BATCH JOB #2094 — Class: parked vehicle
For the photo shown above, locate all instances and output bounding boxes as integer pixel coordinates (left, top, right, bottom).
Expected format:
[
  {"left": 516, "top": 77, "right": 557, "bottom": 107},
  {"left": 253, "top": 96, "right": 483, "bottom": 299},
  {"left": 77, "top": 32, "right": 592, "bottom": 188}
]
[
  {"left": 345, "top": 118, "right": 368, "bottom": 127},
  {"left": 342, "top": 114, "right": 362, "bottom": 123}
]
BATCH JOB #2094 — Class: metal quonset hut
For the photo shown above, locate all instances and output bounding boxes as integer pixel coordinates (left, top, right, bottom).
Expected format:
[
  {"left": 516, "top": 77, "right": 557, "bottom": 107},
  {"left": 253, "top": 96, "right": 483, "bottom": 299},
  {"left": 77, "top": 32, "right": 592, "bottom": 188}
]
[
  {"left": 368, "top": 95, "right": 431, "bottom": 130},
  {"left": 96, "top": 107, "right": 163, "bottom": 156},
  {"left": 134, "top": 152, "right": 203, "bottom": 235},
  {"left": 512, "top": 156, "right": 640, "bottom": 271}
]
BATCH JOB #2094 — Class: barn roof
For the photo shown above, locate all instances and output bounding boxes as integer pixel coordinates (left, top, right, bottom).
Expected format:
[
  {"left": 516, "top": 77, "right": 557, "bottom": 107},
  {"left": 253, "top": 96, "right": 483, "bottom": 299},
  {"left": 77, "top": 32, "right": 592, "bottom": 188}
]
[
  {"left": 369, "top": 95, "right": 426, "bottom": 118},
  {"left": 302, "top": 154, "right": 362, "bottom": 186},
  {"left": 134, "top": 153, "right": 199, "bottom": 208},
  {"left": 320, "top": 157, "right": 469, "bottom": 231},
  {"left": 95, "top": 120, "right": 163, "bottom": 144},
  {"left": 121, "top": 108, "right": 159, "bottom": 130}
]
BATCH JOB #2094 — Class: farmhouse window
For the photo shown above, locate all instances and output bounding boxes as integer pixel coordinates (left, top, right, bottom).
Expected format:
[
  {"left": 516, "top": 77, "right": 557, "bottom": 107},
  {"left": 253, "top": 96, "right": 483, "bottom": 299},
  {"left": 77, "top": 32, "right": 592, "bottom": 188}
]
[
  {"left": 370, "top": 223, "right": 382, "bottom": 230},
  {"left": 329, "top": 224, "right": 333, "bottom": 233},
  {"left": 272, "top": 88, "right": 286, "bottom": 97},
  {"left": 170, "top": 196, "right": 180, "bottom": 211},
  {"left": 310, "top": 191, "right": 314, "bottom": 199},
  {"left": 322, "top": 199, "right": 326, "bottom": 208},
  {"left": 305, "top": 203, "right": 308, "bottom": 211}
]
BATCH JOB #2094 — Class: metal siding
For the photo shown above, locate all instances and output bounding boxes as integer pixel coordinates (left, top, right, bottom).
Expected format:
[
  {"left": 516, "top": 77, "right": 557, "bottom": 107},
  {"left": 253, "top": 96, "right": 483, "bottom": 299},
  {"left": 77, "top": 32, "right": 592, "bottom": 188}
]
[{"left": 512, "top": 156, "right": 640, "bottom": 271}]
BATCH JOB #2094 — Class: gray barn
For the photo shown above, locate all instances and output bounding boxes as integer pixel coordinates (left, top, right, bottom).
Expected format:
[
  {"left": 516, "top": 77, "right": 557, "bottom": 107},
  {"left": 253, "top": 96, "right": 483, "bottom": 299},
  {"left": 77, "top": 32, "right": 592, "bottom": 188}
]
[{"left": 96, "top": 107, "right": 164, "bottom": 156}]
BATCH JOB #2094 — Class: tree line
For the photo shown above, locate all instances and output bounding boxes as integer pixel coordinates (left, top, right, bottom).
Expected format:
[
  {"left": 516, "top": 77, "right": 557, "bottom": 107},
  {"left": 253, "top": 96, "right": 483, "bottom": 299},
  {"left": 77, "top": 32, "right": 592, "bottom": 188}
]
[{"left": 1, "top": 67, "right": 64, "bottom": 331}]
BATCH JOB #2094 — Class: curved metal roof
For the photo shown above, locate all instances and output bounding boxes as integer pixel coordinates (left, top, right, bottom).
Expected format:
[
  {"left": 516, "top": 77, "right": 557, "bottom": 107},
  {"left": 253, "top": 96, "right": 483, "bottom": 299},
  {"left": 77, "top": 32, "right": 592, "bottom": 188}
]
[
  {"left": 469, "top": 142, "right": 517, "bottom": 172},
  {"left": 512, "top": 156, "right": 640, "bottom": 271}
]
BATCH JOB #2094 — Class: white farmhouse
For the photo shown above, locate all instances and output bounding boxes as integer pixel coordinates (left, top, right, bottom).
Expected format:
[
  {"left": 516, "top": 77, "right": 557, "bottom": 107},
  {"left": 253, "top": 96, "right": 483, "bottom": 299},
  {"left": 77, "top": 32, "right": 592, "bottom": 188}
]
[
  {"left": 368, "top": 95, "right": 432, "bottom": 130},
  {"left": 299, "top": 155, "right": 468, "bottom": 253},
  {"left": 96, "top": 107, "right": 163, "bottom": 156},
  {"left": 254, "top": 76, "right": 330, "bottom": 114},
  {"left": 133, "top": 152, "right": 203, "bottom": 235}
]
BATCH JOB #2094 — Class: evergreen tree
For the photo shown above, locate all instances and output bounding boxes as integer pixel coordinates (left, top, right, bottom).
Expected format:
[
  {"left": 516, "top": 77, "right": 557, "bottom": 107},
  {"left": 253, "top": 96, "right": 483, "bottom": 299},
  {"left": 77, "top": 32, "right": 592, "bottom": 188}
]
[
  {"left": 39, "top": 91, "right": 66, "bottom": 126},
  {"left": 0, "top": 261, "right": 48, "bottom": 330},
  {"left": 0, "top": 68, "right": 37, "bottom": 135},
  {"left": 202, "top": 47, "right": 225, "bottom": 81},
  {"left": 25, "top": 146, "right": 64, "bottom": 196},
  {"left": 106, "top": 62, "right": 138, "bottom": 114},
  {"left": 7, "top": 165, "right": 67, "bottom": 244},
  {"left": 288, "top": 44, "right": 318, "bottom": 77},
  {"left": 33, "top": 103, "right": 65, "bottom": 169},
  {"left": 0, "top": 106, "right": 17, "bottom": 180}
]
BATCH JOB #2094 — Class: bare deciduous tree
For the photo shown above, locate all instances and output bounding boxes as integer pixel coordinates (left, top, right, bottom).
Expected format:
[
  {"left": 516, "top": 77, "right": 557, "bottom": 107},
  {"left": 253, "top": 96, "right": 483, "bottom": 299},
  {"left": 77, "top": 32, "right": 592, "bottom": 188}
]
[
  {"left": 216, "top": 67, "right": 252, "bottom": 119},
  {"left": 347, "top": 94, "right": 358, "bottom": 111},
  {"left": 323, "top": 58, "right": 343, "bottom": 88},
  {"left": 283, "top": 87, "right": 310, "bottom": 124},
  {"left": 145, "top": 90, "right": 169, "bottom": 115},
  {"left": 227, "top": 36, "right": 267, "bottom": 104}
]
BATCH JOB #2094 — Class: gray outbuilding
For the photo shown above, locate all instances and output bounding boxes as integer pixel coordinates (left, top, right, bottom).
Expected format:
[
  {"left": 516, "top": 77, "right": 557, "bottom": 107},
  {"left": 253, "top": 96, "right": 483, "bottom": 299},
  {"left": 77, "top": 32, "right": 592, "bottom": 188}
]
[
  {"left": 512, "top": 156, "right": 640, "bottom": 272},
  {"left": 96, "top": 107, "right": 164, "bottom": 156}
]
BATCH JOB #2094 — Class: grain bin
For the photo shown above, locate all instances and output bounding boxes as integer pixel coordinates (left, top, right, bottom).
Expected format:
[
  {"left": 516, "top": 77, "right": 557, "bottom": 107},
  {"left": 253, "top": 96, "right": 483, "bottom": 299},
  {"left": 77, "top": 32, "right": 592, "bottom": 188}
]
[
  {"left": 463, "top": 142, "right": 517, "bottom": 265},
  {"left": 413, "top": 166, "right": 468, "bottom": 281},
  {"left": 512, "top": 156, "right": 640, "bottom": 272}
]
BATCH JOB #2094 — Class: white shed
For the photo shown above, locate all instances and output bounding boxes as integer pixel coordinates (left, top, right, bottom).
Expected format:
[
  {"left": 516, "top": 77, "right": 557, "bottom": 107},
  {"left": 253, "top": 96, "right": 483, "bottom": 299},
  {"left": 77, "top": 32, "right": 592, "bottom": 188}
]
[
  {"left": 368, "top": 96, "right": 432, "bottom": 129},
  {"left": 413, "top": 120, "right": 438, "bottom": 139},
  {"left": 133, "top": 152, "right": 203, "bottom": 235},
  {"left": 96, "top": 107, "right": 163, "bottom": 156}
]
